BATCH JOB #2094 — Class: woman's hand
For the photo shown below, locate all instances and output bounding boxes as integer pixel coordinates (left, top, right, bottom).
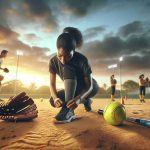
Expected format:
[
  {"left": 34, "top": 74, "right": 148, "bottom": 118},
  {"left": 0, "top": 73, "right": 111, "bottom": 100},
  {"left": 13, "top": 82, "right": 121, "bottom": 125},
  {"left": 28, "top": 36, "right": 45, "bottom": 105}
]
[
  {"left": 3, "top": 68, "right": 9, "bottom": 73},
  {"left": 67, "top": 97, "right": 81, "bottom": 110},
  {"left": 54, "top": 98, "right": 63, "bottom": 108}
]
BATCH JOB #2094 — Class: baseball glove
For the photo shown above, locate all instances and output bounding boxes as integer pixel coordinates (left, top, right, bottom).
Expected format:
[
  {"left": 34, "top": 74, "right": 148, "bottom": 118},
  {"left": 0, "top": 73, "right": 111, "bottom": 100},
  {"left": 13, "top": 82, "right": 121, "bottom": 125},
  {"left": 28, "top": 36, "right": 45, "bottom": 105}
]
[
  {"left": 0, "top": 92, "right": 38, "bottom": 122},
  {"left": 114, "top": 79, "right": 117, "bottom": 84},
  {"left": 3, "top": 68, "right": 9, "bottom": 73},
  {"left": 146, "top": 77, "right": 149, "bottom": 82}
]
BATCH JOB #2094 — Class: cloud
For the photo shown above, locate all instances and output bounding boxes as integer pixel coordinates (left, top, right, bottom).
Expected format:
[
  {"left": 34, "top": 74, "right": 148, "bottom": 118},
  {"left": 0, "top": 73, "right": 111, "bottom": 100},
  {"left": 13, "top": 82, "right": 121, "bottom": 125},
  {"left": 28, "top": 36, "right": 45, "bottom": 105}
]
[
  {"left": 123, "top": 54, "right": 150, "bottom": 70},
  {"left": 80, "top": 21, "right": 150, "bottom": 75},
  {"left": 125, "top": 35, "right": 150, "bottom": 52},
  {"left": 23, "top": 33, "right": 41, "bottom": 42},
  {"left": 1, "top": 0, "right": 150, "bottom": 34},
  {"left": 0, "top": 0, "right": 150, "bottom": 78},
  {"left": 118, "top": 21, "right": 143, "bottom": 37},
  {"left": 0, "top": 0, "right": 108, "bottom": 33},
  {"left": 81, "top": 36, "right": 124, "bottom": 58},
  {"left": 0, "top": 0, "right": 11, "bottom": 27},
  {"left": 0, "top": 25, "right": 19, "bottom": 44},
  {"left": 83, "top": 26, "right": 106, "bottom": 41},
  {"left": 24, "top": 0, "right": 51, "bottom": 17},
  {"left": 0, "top": 0, "right": 58, "bottom": 32},
  {"left": 60, "top": 0, "right": 108, "bottom": 17},
  {"left": 0, "top": 25, "right": 50, "bottom": 72},
  {"left": 23, "top": 0, "right": 58, "bottom": 32}
]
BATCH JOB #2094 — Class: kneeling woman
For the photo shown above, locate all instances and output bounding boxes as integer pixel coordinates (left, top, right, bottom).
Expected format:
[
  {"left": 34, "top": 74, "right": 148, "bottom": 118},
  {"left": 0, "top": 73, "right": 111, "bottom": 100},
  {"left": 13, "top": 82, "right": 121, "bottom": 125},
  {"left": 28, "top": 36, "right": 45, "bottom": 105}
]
[{"left": 49, "top": 27, "right": 99, "bottom": 123}]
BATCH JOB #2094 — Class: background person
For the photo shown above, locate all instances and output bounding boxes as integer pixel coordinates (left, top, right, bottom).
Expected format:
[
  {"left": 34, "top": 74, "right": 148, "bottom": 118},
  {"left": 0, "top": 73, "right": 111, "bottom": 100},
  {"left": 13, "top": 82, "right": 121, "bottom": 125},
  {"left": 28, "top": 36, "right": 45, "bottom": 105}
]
[
  {"left": 110, "top": 74, "right": 117, "bottom": 101},
  {"left": 0, "top": 50, "right": 9, "bottom": 87},
  {"left": 139, "top": 74, "right": 149, "bottom": 103}
]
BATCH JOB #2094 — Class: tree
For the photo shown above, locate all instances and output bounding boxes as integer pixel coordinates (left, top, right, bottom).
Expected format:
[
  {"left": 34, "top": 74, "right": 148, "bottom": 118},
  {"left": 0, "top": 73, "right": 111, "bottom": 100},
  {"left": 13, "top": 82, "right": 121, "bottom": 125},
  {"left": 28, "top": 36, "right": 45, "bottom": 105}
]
[
  {"left": 103, "top": 83, "right": 107, "bottom": 91},
  {"left": 99, "top": 87, "right": 107, "bottom": 94},
  {"left": 28, "top": 82, "right": 37, "bottom": 94},
  {"left": 36, "top": 86, "right": 50, "bottom": 94},
  {"left": 1, "top": 80, "right": 25, "bottom": 94},
  {"left": 122, "top": 80, "right": 139, "bottom": 92}
]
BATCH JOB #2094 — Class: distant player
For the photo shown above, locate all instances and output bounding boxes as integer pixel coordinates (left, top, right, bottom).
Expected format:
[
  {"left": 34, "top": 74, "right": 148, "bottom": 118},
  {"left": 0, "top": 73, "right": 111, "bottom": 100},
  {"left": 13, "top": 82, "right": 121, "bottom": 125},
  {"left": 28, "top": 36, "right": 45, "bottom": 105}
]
[
  {"left": 139, "top": 74, "right": 149, "bottom": 103},
  {"left": 110, "top": 75, "right": 117, "bottom": 101},
  {"left": 0, "top": 50, "right": 9, "bottom": 86}
]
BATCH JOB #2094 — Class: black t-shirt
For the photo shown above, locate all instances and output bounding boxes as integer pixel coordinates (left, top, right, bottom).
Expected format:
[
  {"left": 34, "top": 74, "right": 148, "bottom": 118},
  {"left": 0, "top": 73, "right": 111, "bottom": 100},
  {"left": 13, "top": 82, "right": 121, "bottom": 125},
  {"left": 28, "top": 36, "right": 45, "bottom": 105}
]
[{"left": 49, "top": 52, "right": 92, "bottom": 92}]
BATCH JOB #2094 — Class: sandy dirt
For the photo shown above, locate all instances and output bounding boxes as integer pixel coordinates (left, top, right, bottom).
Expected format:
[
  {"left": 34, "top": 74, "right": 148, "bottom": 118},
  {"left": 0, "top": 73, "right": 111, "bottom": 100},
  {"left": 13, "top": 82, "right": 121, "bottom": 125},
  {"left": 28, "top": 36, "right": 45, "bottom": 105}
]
[{"left": 0, "top": 98, "right": 150, "bottom": 150}]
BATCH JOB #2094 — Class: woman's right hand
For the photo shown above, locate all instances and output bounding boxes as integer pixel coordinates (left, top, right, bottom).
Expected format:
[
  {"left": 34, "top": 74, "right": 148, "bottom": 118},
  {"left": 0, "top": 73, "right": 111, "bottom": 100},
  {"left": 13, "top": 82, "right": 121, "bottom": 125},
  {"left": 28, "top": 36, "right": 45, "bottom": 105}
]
[
  {"left": 54, "top": 98, "right": 63, "bottom": 108},
  {"left": 3, "top": 68, "right": 9, "bottom": 73}
]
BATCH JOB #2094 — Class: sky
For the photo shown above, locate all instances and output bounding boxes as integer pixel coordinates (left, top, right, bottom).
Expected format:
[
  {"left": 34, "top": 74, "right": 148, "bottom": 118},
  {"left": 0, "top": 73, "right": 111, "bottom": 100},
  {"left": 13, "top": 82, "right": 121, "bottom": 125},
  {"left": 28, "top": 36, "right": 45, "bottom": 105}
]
[{"left": 0, "top": 0, "right": 150, "bottom": 88}]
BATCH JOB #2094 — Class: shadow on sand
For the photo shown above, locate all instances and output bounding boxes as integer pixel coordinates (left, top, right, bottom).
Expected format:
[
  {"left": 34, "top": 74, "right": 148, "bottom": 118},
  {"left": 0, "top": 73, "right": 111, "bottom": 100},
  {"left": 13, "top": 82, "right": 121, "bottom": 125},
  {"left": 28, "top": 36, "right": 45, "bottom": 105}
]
[
  {"left": 0, "top": 119, "right": 37, "bottom": 149},
  {"left": 54, "top": 110, "right": 150, "bottom": 150}
]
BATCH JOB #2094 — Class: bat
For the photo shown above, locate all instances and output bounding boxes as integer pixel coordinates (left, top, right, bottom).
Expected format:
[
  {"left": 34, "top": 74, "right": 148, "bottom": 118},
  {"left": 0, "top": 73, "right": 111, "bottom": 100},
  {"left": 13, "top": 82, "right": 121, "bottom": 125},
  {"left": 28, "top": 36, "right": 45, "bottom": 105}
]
[{"left": 98, "top": 109, "right": 150, "bottom": 127}]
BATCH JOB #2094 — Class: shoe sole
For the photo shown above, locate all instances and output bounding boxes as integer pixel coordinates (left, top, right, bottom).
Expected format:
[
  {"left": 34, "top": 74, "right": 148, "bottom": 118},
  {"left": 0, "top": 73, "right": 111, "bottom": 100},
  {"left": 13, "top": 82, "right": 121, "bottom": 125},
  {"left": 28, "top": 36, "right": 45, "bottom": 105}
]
[{"left": 54, "top": 115, "right": 82, "bottom": 124}]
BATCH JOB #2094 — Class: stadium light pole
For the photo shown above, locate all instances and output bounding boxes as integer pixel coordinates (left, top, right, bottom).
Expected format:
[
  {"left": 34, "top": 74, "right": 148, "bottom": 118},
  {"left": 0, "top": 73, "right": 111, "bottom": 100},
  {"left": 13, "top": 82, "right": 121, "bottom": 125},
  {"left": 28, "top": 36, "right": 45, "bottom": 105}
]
[
  {"left": 14, "top": 50, "right": 23, "bottom": 94},
  {"left": 119, "top": 56, "right": 123, "bottom": 97}
]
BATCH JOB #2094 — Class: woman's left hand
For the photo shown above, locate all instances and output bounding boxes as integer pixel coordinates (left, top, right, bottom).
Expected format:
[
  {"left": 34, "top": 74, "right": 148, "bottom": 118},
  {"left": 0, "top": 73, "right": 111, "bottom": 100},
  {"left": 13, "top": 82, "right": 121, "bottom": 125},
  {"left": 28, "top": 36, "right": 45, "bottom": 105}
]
[{"left": 67, "top": 98, "right": 80, "bottom": 110}]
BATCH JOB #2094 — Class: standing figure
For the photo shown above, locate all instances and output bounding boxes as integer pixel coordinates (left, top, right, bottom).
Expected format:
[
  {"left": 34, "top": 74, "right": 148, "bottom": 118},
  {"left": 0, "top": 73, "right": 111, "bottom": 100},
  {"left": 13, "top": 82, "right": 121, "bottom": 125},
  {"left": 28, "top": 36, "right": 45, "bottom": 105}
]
[
  {"left": 139, "top": 74, "right": 149, "bottom": 103},
  {"left": 110, "top": 75, "right": 117, "bottom": 101},
  {"left": 0, "top": 50, "right": 9, "bottom": 86}
]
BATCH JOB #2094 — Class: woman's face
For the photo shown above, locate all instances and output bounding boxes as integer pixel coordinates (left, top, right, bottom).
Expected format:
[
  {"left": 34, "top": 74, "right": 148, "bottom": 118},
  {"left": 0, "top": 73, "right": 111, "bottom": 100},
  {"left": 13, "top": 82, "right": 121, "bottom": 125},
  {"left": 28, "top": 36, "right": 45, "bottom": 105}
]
[{"left": 57, "top": 48, "right": 74, "bottom": 64}]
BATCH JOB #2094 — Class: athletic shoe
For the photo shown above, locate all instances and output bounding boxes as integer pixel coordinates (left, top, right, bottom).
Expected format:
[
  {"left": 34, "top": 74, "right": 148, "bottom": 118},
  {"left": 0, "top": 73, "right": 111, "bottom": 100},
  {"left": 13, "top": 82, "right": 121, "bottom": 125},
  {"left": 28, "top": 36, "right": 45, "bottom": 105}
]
[
  {"left": 84, "top": 99, "right": 92, "bottom": 112},
  {"left": 140, "top": 99, "right": 146, "bottom": 103},
  {"left": 55, "top": 105, "right": 75, "bottom": 123}
]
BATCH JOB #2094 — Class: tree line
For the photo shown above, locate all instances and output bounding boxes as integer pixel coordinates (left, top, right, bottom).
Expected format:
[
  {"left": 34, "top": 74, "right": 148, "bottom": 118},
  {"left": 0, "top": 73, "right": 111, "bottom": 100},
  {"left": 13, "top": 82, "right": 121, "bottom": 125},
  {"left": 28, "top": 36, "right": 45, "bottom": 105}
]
[
  {"left": 0, "top": 80, "right": 50, "bottom": 98},
  {"left": 0, "top": 79, "right": 149, "bottom": 98}
]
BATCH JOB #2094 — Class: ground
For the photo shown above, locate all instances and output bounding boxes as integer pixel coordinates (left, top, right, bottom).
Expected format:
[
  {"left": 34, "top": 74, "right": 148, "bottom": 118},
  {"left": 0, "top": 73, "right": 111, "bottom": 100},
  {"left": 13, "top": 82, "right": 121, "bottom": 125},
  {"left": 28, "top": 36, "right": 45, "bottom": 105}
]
[{"left": 0, "top": 99, "right": 150, "bottom": 150}]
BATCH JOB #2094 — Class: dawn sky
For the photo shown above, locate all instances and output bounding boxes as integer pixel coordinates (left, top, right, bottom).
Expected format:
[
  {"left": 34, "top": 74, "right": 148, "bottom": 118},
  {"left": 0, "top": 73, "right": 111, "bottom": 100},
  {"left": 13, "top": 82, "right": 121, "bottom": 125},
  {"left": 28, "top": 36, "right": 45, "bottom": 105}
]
[{"left": 0, "top": 0, "right": 150, "bottom": 87}]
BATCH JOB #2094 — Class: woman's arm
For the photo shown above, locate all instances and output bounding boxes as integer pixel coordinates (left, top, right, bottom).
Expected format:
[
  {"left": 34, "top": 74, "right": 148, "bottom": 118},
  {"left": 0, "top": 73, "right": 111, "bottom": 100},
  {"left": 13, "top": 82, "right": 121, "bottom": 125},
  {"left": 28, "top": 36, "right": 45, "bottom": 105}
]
[{"left": 50, "top": 72, "right": 58, "bottom": 99}]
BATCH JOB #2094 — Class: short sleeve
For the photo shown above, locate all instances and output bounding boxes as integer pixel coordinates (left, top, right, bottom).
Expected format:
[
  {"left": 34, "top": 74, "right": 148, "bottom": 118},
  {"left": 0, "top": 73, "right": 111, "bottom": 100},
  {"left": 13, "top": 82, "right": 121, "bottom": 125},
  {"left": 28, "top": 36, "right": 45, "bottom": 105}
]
[
  {"left": 82, "top": 59, "right": 92, "bottom": 76},
  {"left": 49, "top": 58, "right": 56, "bottom": 73}
]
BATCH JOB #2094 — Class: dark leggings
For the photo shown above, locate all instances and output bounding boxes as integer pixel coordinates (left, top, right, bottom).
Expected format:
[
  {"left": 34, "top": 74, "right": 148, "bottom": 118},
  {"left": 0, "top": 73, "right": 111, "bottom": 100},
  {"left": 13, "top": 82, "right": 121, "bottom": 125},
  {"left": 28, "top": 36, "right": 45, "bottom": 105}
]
[
  {"left": 50, "top": 65, "right": 99, "bottom": 107},
  {"left": 111, "top": 86, "right": 116, "bottom": 95},
  {"left": 50, "top": 79, "right": 99, "bottom": 107},
  {"left": 140, "top": 86, "right": 145, "bottom": 95}
]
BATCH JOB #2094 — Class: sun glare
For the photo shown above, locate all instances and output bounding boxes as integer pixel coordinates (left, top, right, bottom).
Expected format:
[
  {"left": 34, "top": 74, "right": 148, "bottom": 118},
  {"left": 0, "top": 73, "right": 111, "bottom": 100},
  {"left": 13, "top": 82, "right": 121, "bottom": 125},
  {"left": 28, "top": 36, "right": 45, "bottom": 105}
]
[
  {"left": 18, "top": 74, "right": 46, "bottom": 87},
  {"left": 3, "top": 66, "right": 64, "bottom": 88}
]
